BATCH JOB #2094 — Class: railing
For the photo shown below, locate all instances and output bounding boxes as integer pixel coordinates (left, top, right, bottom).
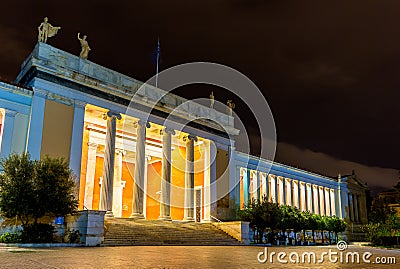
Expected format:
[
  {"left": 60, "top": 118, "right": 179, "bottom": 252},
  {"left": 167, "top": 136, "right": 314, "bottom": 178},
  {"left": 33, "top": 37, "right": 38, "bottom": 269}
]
[
  {"left": 210, "top": 215, "right": 222, "bottom": 222},
  {"left": 209, "top": 215, "right": 243, "bottom": 242}
]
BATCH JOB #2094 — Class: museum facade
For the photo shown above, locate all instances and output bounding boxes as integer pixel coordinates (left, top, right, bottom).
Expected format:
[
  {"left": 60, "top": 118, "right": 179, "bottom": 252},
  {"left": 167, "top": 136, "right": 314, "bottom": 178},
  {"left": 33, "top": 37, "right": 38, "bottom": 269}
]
[{"left": 0, "top": 42, "right": 368, "bottom": 227}]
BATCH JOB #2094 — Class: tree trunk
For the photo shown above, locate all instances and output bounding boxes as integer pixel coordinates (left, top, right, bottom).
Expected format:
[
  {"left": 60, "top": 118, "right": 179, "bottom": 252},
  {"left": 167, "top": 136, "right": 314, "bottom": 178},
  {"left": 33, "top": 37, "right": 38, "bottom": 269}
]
[
  {"left": 321, "top": 231, "right": 324, "bottom": 244},
  {"left": 312, "top": 230, "right": 316, "bottom": 243}
]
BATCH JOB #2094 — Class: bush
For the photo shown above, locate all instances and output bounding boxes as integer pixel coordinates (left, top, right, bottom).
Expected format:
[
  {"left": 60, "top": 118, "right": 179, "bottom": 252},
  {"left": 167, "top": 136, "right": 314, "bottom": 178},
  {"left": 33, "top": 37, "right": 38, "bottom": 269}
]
[
  {"left": 0, "top": 232, "right": 21, "bottom": 243},
  {"left": 64, "top": 229, "right": 81, "bottom": 243},
  {"left": 21, "top": 223, "right": 55, "bottom": 243}
]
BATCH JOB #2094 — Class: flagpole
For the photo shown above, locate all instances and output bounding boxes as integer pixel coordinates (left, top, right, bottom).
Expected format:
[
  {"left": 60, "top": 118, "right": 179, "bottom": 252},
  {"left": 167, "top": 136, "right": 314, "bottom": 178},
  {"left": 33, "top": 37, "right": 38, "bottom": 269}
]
[{"left": 155, "top": 38, "right": 160, "bottom": 88}]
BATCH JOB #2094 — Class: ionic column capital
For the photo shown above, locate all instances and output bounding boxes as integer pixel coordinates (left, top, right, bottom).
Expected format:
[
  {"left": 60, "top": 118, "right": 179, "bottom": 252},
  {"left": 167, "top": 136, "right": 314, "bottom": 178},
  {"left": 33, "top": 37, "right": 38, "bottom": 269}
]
[
  {"left": 87, "top": 142, "right": 98, "bottom": 149},
  {"left": 103, "top": 111, "right": 122, "bottom": 120},
  {"left": 116, "top": 148, "right": 126, "bottom": 156},
  {"left": 160, "top": 127, "right": 175, "bottom": 136},
  {"left": 135, "top": 120, "right": 151, "bottom": 128},
  {"left": 183, "top": 134, "right": 198, "bottom": 142}
]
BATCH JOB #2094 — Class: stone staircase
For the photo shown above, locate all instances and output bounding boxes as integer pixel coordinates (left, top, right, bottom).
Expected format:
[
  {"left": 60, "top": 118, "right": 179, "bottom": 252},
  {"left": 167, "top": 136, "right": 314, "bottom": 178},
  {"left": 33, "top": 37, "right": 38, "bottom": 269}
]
[{"left": 103, "top": 219, "right": 241, "bottom": 246}]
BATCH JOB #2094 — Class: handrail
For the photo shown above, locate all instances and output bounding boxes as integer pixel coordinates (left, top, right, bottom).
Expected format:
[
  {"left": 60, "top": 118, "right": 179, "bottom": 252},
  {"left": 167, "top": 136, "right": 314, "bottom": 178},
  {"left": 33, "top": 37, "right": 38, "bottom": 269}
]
[{"left": 210, "top": 215, "right": 222, "bottom": 222}]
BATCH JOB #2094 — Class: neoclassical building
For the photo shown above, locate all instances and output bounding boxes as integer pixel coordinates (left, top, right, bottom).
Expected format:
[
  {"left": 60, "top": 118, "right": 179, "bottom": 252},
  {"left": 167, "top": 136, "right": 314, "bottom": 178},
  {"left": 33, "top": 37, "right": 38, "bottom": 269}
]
[{"left": 0, "top": 42, "right": 368, "bottom": 228}]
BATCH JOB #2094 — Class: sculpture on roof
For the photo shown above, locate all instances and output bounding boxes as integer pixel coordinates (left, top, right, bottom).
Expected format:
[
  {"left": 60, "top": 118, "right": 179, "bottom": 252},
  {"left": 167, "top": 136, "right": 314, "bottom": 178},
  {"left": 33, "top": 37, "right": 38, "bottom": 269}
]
[
  {"left": 209, "top": 91, "right": 215, "bottom": 109},
  {"left": 38, "top": 17, "right": 61, "bottom": 43},
  {"left": 77, "top": 33, "right": 91, "bottom": 59},
  {"left": 227, "top": 100, "right": 235, "bottom": 116}
]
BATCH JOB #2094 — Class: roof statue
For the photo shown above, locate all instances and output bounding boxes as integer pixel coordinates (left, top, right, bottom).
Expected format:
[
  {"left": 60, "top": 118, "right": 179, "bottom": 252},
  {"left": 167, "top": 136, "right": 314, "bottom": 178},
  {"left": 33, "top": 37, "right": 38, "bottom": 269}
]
[
  {"left": 77, "top": 33, "right": 91, "bottom": 59},
  {"left": 209, "top": 91, "right": 215, "bottom": 109},
  {"left": 38, "top": 17, "right": 61, "bottom": 43},
  {"left": 227, "top": 99, "right": 235, "bottom": 116}
]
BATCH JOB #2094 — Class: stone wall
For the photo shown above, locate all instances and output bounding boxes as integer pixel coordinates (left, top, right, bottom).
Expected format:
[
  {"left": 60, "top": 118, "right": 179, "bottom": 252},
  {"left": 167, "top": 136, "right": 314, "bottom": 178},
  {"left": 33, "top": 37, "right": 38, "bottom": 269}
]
[
  {"left": 65, "top": 210, "right": 106, "bottom": 246},
  {"left": 212, "top": 221, "right": 250, "bottom": 245}
]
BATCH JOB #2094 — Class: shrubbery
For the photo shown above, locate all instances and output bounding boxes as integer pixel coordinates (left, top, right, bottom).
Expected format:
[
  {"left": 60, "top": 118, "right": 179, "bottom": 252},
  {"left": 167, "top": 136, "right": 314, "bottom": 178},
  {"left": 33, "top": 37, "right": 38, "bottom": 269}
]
[
  {"left": 0, "top": 232, "right": 21, "bottom": 243},
  {"left": 0, "top": 153, "right": 78, "bottom": 243},
  {"left": 238, "top": 196, "right": 347, "bottom": 244}
]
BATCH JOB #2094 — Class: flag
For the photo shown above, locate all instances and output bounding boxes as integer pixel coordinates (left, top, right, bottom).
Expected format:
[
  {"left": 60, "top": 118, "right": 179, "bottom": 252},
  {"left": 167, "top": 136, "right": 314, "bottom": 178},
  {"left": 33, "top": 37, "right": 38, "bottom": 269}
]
[{"left": 152, "top": 38, "right": 161, "bottom": 64}]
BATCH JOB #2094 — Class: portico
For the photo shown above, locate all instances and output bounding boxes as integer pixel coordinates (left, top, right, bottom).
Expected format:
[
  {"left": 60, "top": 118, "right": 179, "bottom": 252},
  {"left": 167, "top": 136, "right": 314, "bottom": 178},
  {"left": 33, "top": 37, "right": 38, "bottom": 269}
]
[{"left": 78, "top": 104, "right": 216, "bottom": 222}]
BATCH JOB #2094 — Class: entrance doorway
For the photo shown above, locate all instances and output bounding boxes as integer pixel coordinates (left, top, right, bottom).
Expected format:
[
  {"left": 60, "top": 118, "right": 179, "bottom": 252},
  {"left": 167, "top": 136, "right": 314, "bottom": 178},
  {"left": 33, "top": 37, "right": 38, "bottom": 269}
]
[{"left": 194, "top": 187, "right": 202, "bottom": 222}]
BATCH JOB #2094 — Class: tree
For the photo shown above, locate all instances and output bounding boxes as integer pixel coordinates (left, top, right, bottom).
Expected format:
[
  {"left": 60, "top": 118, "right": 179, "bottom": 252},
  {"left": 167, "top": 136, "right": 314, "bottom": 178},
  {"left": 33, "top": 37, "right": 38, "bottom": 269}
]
[
  {"left": 33, "top": 156, "right": 78, "bottom": 224},
  {"left": 0, "top": 153, "right": 78, "bottom": 227},
  {"left": 363, "top": 195, "right": 400, "bottom": 246},
  {"left": 329, "top": 216, "right": 347, "bottom": 243},
  {"left": 238, "top": 196, "right": 281, "bottom": 243},
  {"left": 0, "top": 153, "right": 36, "bottom": 227},
  {"left": 369, "top": 198, "right": 395, "bottom": 225},
  {"left": 304, "top": 212, "right": 319, "bottom": 243},
  {"left": 279, "top": 205, "right": 303, "bottom": 245}
]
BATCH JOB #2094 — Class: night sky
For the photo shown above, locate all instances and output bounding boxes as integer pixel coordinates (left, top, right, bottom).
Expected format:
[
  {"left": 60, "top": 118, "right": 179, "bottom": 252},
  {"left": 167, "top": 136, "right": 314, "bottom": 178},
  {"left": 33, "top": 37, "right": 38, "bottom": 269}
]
[{"left": 0, "top": 1, "right": 399, "bottom": 194}]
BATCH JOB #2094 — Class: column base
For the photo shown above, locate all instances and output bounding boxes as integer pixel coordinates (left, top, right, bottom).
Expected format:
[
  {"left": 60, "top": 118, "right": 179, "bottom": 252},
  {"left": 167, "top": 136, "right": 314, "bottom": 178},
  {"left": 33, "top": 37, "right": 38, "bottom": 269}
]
[
  {"left": 130, "top": 213, "right": 145, "bottom": 219},
  {"left": 182, "top": 217, "right": 195, "bottom": 222},
  {"left": 158, "top": 215, "right": 172, "bottom": 221},
  {"left": 105, "top": 211, "right": 114, "bottom": 218}
]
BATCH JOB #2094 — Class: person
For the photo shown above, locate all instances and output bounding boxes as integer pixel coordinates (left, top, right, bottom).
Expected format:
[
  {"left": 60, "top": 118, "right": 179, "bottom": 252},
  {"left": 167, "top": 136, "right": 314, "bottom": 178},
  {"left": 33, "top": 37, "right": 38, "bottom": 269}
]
[
  {"left": 38, "top": 17, "right": 61, "bottom": 43},
  {"left": 289, "top": 231, "right": 295, "bottom": 245},
  {"left": 78, "top": 33, "right": 91, "bottom": 59}
]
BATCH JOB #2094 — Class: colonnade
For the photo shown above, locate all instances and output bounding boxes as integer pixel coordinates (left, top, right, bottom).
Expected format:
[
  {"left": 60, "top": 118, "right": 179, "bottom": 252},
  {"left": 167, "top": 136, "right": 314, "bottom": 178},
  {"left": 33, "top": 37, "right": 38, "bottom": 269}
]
[
  {"left": 240, "top": 168, "right": 337, "bottom": 217},
  {"left": 83, "top": 111, "right": 199, "bottom": 220}
]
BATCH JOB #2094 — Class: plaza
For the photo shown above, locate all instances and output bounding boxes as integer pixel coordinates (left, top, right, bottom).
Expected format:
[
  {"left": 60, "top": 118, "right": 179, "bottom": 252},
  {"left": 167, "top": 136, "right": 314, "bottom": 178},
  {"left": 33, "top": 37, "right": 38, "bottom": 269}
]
[{"left": 0, "top": 245, "right": 398, "bottom": 268}]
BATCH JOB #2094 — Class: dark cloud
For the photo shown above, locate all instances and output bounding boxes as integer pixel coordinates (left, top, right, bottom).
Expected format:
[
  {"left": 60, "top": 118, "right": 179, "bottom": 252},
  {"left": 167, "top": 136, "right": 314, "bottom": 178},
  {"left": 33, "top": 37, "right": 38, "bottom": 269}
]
[
  {"left": 275, "top": 142, "right": 399, "bottom": 196},
  {"left": 0, "top": 0, "right": 399, "bottom": 192}
]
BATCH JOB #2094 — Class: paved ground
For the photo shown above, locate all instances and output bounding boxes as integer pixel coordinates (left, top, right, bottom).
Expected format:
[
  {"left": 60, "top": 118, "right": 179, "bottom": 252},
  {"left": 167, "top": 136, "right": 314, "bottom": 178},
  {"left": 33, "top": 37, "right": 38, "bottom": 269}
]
[{"left": 0, "top": 245, "right": 399, "bottom": 268}]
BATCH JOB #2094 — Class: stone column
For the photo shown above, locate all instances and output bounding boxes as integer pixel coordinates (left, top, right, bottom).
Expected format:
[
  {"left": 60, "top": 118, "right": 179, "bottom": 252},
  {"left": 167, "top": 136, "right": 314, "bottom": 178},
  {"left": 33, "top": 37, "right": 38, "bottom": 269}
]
[
  {"left": 330, "top": 189, "right": 336, "bottom": 216},
  {"left": 325, "top": 187, "right": 331, "bottom": 216},
  {"left": 203, "top": 140, "right": 212, "bottom": 221},
  {"left": 263, "top": 173, "right": 269, "bottom": 202},
  {"left": 84, "top": 142, "right": 98, "bottom": 209},
  {"left": 306, "top": 183, "right": 313, "bottom": 213},
  {"left": 354, "top": 194, "right": 359, "bottom": 222},
  {"left": 319, "top": 186, "right": 325, "bottom": 216},
  {"left": 159, "top": 127, "right": 175, "bottom": 220},
  {"left": 100, "top": 111, "right": 121, "bottom": 217},
  {"left": 313, "top": 185, "right": 319, "bottom": 215},
  {"left": 27, "top": 89, "right": 47, "bottom": 160},
  {"left": 183, "top": 135, "right": 197, "bottom": 221},
  {"left": 278, "top": 176, "right": 284, "bottom": 205},
  {"left": 69, "top": 100, "right": 86, "bottom": 192},
  {"left": 0, "top": 109, "right": 17, "bottom": 160},
  {"left": 292, "top": 180, "right": 299, "bottom": 208},
  {"left": 300, "top": 182, "right": 306, "bottom": 211},
  {"left": 255, "top": 171, "right": 260, "bottom": 201},
  {"left": 269, "top": 175, "right": 276, "bottom": 203},
  {"left": 112, "top": 149, "right": 125, "bottom": 218},
  {"left": 285, "top": 178, "right": 292, "bottom": 206},
  {"left": 131, "top": 120, "right": 150, "bottom": 218}
]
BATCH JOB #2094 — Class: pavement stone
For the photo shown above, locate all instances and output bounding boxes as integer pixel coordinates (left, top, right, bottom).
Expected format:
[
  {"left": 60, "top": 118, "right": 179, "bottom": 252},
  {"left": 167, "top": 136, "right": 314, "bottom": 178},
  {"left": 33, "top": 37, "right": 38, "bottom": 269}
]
[{"left": 0, "top": 245, "right": 398, "bottom": 268}]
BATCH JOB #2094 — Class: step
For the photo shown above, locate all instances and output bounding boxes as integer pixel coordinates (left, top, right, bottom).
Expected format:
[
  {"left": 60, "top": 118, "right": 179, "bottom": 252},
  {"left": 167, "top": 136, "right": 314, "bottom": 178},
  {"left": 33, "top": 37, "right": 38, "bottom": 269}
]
[{"left": 103, "top": 219, "right": 240, "bottom": 246}]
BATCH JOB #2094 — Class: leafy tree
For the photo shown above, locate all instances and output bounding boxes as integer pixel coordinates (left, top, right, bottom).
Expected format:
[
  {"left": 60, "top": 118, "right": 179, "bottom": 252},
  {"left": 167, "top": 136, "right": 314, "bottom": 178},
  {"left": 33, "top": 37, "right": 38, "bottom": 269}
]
[
  {"left": 369, "top": 198, "right": 395, "bottom": 225},
  {"left": 363, "top": 195, "right": 400, "bottom": 246},
  {"left": 33, "top": 156, "right": 78, "bottom": 223},
  {"left": 0, "top": 153, "right": 36, "bottom": 226},
  {"left": 0, "top": 153, "right": 78, "bottom": 227},
  {"left": 329, "top": 216, "right": 347, "bottom": 243},
  {"left": 238, "top": 196, "right": 281, "bottom": 243},
  {"left": 280, "top": 205, "right": 303, "bottom": 244},
  {"left": 314, "top": 214, "right": 326, "bottom": 243},
  {"left": 305, "top": 212, "right": 319, "bottom": 243}
]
